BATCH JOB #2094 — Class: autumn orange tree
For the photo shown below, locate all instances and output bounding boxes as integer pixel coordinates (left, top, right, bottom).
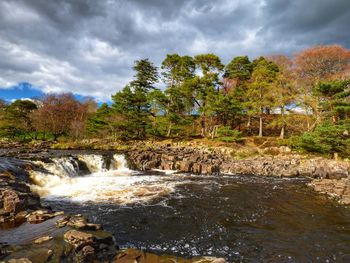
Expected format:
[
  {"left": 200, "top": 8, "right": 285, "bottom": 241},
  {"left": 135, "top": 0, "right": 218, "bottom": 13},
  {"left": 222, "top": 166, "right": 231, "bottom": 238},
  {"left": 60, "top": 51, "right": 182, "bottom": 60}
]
[
  {"left": 294, "top": 44, "right": 350, "bottom": 129},
  {"left": 31, "top": 93, "right": 93, "bottom": 141}
]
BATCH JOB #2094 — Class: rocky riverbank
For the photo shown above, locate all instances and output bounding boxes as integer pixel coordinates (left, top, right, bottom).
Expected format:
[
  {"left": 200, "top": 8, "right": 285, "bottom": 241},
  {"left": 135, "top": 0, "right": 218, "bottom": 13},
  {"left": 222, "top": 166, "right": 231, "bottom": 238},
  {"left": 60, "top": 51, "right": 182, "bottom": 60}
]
[
  {"left": 1, "top": 145, "right": 350, "bottom": 261},
  {"left": 126, "top": 145, "right": 350, "bottom": 204},
  {"left": 0, "top": 151, "right": 228, "bottom": 262}
]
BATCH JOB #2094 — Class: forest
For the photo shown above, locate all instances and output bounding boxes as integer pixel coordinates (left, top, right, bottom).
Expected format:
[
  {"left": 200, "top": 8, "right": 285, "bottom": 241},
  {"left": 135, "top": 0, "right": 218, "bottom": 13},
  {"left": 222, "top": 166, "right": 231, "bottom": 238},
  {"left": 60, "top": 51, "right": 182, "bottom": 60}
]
[{"left": 0, "top": 44, "right": 349, "bottom": 157}]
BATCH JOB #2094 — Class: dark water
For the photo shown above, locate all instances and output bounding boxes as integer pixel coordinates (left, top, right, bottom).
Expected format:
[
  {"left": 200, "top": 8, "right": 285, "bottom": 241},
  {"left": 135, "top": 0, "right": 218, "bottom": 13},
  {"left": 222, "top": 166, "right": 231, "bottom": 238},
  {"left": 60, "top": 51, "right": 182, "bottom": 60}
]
[{"left": 44, "top": 175, "right": 350, "bottom": 262}]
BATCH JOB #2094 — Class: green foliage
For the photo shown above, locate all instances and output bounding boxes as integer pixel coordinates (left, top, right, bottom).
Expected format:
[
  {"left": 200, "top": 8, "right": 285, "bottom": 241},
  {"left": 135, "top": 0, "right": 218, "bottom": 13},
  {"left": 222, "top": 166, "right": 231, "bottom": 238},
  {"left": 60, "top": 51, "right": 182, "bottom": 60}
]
[
  {"left": 289, "top": 121, "right": 350, "bottom": 156},
  {"left": 111, "top": 59, "right": 158, "bottom": 139},
  {"left": 224, "top": 56, "right": 253, "bottom": 81},
  {"left": 131, "top": 58, "right": 158, "bottom": 90},
  {"left": 0, "top": 100, "right": 37, "bottom": 138},
  {"left": 286, "top": 80, "right": 350, "bottom": 157},
  {"left": 87, "top": 103, "right": 112, "bottom": 135},
  {"left": 1, "top": 48, "right": 349, "bottom": 157},
  {"left": 215, "top": 126, "right": 242, "bottom": 142},
  {"left": 316, "top": 80, "right": 350, "bottom": 121}
]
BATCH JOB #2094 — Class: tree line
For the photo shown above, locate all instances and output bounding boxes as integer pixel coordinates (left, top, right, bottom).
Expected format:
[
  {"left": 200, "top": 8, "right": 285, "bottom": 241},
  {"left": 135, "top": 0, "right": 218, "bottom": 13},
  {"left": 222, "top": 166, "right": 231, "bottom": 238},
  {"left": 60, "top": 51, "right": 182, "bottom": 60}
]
[{"left": 0, "top": 44, "right": 349, "bottom": 156}]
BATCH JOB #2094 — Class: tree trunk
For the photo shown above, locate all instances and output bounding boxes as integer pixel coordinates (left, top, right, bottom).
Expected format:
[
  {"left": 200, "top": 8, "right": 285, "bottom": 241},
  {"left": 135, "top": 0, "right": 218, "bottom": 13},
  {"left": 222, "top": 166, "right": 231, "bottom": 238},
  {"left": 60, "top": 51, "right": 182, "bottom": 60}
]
[
  {"left": 258, "top": 107, "right": 263, "bottom": 137},
  {"left": 280, "top": 126, "right": 285, "bottom": 139},
  {"left": 280, "top": 106, "right": 285, "bottom": 139},
  {"left": 201, "top": 117, "right": 206, "bottom": 137},
  {"left": 259, "top": 115, "right": 263, "bottom": 137},
  {"left": 167, "top": 123, "right": 172, "bottom": 137}
]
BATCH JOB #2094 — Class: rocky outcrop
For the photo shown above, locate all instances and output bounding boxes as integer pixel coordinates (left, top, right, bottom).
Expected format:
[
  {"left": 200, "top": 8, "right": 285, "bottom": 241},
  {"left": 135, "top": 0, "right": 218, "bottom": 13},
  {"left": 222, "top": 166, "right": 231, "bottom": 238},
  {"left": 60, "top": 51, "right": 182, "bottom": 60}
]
[
  {"left": 64, "top": 230, "right": 95, "bottom": 248},
  {"left": 0, "top": 176, "right": 41, "bottom": 226},
  {"left": 127, "top": 147, "right": 226, "bottom": 175},
  {"left": 309, "top": 178, "right": 350, "bottom": 204},
  {"left": 127, "top": 146, "right": 350, "bottom": 206},
  {"left": 127, "top": 147, "right": 350, "bottom": 179}
]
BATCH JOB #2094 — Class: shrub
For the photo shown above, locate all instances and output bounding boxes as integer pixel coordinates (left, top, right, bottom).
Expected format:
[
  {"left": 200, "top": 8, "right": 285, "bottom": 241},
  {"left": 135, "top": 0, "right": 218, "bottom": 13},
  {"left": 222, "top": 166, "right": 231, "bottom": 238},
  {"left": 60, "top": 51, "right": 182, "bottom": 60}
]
[
  {"left": 215, "top": 126, "right": 243, "bottom": 143},
  {"left": 288, "top": 122, "right": 350, "bottom": 157}
]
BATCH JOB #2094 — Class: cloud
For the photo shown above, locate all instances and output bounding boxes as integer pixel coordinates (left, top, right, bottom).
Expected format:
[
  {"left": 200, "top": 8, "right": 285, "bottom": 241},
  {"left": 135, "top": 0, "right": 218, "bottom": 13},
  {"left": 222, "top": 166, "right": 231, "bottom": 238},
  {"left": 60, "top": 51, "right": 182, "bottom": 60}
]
[{"left": 0, "top": 0, "right": 349, "bottom": 101}]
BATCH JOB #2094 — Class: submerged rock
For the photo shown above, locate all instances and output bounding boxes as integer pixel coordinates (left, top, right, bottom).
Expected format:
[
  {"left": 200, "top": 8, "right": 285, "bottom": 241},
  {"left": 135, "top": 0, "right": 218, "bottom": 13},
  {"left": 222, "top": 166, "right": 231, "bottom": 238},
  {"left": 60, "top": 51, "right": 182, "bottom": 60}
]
[
  {"left": 112, "top": 248, "right": 227, "bottom": 263},
  {"left": 7, "top": 258, "right": 32, "bottom": 263},
  {"left": 33, "top": 236, "right": 52, "bottom": 244},
  {"left": 67, "top": 215, "right": 101, "bottom": 230},
  {"left": 26, "top": 210, "right": 56, "bottom": 224}
]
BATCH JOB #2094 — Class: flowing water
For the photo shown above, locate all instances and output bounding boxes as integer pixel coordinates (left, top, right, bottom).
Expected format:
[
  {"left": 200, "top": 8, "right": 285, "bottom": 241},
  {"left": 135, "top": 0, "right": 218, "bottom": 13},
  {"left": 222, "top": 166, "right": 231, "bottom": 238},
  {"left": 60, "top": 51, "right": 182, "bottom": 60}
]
[{"left": 5, "top": 154, "right": 350, "bottom": 262}]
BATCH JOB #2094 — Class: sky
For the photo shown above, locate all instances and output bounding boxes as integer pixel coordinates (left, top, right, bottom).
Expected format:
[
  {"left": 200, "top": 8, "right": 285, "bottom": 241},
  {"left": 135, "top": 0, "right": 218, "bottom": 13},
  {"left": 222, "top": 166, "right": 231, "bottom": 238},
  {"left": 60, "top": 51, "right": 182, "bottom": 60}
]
[{"left": 0, "top": 0, "right": 349, "bottom": 102}]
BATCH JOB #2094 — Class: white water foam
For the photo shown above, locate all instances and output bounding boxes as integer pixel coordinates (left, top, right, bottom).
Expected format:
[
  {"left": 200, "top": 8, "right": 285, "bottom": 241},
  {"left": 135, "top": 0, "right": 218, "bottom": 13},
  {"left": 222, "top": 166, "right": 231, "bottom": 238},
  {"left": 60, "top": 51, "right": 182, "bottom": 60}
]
[
  {"left": 151, "top": 169, "right": 178, "bottom": 175},
  {"left": 29, "top": 154, "right": 184, "bottom": 205},
  {"left": 78, "top": 154, "right": 106, "bottom": 173}
]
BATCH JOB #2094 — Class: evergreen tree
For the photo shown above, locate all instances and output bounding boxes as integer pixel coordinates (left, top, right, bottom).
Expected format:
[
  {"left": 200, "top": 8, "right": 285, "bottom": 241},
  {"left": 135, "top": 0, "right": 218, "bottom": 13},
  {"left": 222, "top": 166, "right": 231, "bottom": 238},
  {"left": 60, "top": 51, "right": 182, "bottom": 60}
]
[
  {"left": 112, "top": 59, "right": 158, "bottom": 139},
  {"left": 87, "top": 103, "right": 113, "bottom": 136},
  {"left": 159, "top": 54, "right": 196, "bottom": 137},
  {"left": 224, "top": 56, "right": 253, "bottom": 81},
  {"left": 1, "top": 100, "right": 37, "bottom": 138},
  {"left": 193, "top": 53, "right": 224, "bottom": 137},
  {"left": 246, "top": 57, "right": 279, "bottom": 137}
]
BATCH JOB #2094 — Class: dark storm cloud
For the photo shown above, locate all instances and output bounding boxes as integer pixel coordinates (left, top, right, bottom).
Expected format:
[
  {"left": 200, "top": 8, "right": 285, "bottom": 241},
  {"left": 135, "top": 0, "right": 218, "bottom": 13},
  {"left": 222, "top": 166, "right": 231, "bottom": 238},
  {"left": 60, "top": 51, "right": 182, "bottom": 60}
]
[{"left": 0, "top": 0, "right": 349, "bottom": 100}]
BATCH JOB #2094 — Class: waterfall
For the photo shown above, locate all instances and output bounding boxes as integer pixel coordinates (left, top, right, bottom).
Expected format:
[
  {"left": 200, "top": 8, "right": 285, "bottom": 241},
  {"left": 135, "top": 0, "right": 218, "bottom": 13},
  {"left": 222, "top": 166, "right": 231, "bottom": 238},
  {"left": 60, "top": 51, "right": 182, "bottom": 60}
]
[
  {"left": 78, "top": 154, "right": 107, "bottom": 173},
  {"left": 27, "top": 153, "right": 178, "bottom": 205},
  {"left": 33, "top": 157, "right": 80, "bottom": 178},
  {"left": 31, "top": 154, "right": 129, "bottom": 180},
  {"left": 110, "top": 154, "right": 130, "bottom": 171}
]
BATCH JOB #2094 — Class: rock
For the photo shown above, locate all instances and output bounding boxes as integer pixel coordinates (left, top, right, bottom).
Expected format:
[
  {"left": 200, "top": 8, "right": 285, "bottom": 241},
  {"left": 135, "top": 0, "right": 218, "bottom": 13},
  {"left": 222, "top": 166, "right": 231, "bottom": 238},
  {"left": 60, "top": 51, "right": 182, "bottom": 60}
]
[
  {"left": 309, "top": 178, "right": 350, "bottom": 204},
  {"left": 0, "top": 242, "right": 10, "bottom": 259},
  {"left": 1, "top": 189, "right": 25, "bottom": 213},
  {"left": 64, "top": 230, "right": 94, "bottom": 249},
  {"left": 47, "top": 249, "right": 53, "bottom": 258},
  {"left": 26, "top": 211, "right": 55, "bottom": 224},
  {"left": 33, "top": 235, "right": 53, "bottom": 244},
  {"left": 192, "top": 163, "right": 202, "bottom": 174},
  {"left": 53, "top": 211, "right": 64, "bottom": 216},
  {"left": 112, "top": 249, "right": 227, "bottom": 263},
  {"left": 14, "top": 211, "right": 28, "bottom": 221},
  {"left": 67, "top": 216, "right": 87, "bottom": 229},
  {"left": 56, "top": 216, "right": 69, "bottom": 228},
  {"left": 67, "top": 215, "right": 101, "bottom": 230},
  {"left": 7, "top": 259, "right": 32, "bottom": 263},
  {"left": 74, "top": 245, "right": 95, "bottom": 263},
  {"left": 177, "top": 160, "right": 193, "bottom": 172}
]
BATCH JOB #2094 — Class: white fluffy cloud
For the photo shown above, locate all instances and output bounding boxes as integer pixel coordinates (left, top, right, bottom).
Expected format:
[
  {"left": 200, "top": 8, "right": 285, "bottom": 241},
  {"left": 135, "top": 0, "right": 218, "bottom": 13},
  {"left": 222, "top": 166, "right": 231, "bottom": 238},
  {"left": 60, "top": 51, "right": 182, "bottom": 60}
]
[{"left": 0, "top": 0, "right": 349, "bottom": 101}]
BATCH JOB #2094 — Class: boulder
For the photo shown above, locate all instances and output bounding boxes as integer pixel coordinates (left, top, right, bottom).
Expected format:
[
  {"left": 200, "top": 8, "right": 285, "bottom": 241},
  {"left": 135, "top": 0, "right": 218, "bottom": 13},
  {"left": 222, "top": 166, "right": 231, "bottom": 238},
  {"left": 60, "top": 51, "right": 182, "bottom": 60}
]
[
  {"left": 74, "top": 245, "right": 95, "bottom": 263},
  {"left": 26, "top": 210, "right": 56, "bottom": 224},
  {"left": 64, "top": 230, "right": 94, "bottom": 249},
  {"left": 67, "top": 215, "right": 101, "bottom": 230},
  {"left": 177, "top": 160, "right": 193, "bottom": 172},
  {"left": 1, "top": 189, "right": 25, "bottom": 213}
]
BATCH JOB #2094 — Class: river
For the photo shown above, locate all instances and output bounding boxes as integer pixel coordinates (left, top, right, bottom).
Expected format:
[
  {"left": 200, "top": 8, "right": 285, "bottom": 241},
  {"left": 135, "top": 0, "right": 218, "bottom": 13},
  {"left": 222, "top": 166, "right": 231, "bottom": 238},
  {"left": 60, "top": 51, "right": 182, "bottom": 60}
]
[{"left": 14, "top": 154, "right": 349, "bottom": 262}]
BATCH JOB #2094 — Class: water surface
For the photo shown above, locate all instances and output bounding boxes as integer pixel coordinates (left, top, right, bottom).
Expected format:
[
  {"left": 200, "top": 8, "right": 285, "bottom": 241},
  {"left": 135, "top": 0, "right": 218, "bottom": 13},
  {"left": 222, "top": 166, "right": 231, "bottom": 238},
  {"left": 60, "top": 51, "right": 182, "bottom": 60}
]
[{"left": 41, "top": 173, "right": 350, "bottom": 262}]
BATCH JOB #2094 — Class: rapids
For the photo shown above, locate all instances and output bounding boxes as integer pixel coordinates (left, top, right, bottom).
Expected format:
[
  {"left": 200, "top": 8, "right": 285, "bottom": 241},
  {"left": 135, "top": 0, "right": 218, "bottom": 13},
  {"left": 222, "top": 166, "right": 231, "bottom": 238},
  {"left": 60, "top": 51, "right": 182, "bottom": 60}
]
[{"left": 15, "top": 154, "right": 350, "bottom": 261}]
